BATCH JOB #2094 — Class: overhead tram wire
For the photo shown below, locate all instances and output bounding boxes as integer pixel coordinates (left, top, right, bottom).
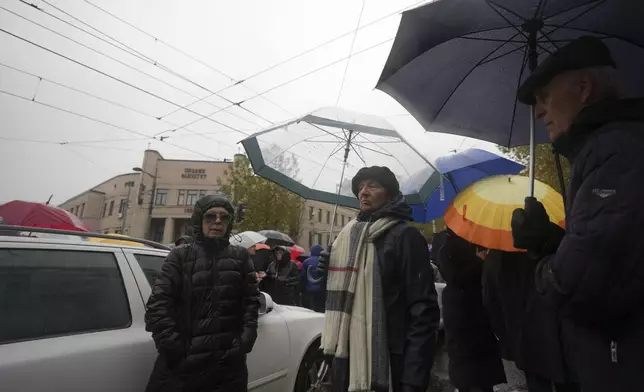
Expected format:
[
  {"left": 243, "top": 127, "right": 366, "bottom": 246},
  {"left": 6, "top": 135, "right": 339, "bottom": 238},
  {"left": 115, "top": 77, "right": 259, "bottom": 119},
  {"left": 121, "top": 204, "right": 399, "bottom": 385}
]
[
  {"left": 36, "top": 0, "right": 275, "bottom": 126},
  {"left": 0, "top": 89, "right": 221, "bottom": 160},
  {"left": 0, "top": 62, "right": 244, "bottom": 152},
  {"left": 81, "top": 0, "right": 285, "bottom": 122},
  {"left": 169, "top": 36, "right": 396, "bottom": 133},
  {"left": 336, "top": 0, "right": 366, "bottom": 106},
  {"left": 0, "top": 28, "right": 252, "bottom": 139},
  {"left": 144, "top": 0, "right": 431, "bottom": 118},
  {"left": 8, "top": 3, "right": 266, "bottom": 129}
]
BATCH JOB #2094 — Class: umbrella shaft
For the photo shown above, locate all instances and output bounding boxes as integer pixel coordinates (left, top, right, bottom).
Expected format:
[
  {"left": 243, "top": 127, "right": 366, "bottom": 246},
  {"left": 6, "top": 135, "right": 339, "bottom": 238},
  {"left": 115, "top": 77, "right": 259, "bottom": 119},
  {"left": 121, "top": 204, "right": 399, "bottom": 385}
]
[{"left": 529, "top": 105, "right": 536, "bottom": 197}]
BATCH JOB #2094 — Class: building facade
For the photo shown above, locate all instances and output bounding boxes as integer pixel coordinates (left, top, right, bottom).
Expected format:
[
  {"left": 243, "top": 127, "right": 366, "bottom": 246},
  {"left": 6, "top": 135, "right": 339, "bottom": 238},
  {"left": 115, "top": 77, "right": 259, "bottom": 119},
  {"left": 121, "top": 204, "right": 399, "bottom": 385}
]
[{"left": 60, "top": 150, "right": 358, "bottom": 248}]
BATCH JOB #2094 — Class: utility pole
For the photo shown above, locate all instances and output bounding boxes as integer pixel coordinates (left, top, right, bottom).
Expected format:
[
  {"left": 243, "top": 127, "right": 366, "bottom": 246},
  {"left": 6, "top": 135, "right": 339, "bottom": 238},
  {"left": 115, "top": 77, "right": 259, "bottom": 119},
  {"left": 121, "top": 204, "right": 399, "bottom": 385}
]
[{"left": 121, "top": 181, "right": 135, "bottom": 234}]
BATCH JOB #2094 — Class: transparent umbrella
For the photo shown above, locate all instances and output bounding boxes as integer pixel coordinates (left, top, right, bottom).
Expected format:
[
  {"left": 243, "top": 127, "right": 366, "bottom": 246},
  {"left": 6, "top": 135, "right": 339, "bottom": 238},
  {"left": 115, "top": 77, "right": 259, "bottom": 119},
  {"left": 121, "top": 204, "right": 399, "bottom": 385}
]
[{"left": 240, "top": 107, "right": 442, "bottom": 240}]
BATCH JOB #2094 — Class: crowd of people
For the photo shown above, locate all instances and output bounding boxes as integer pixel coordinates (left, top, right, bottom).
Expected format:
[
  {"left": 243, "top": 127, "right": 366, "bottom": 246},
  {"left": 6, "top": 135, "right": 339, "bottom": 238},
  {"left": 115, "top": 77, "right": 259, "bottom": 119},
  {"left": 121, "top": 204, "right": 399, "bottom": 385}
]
[{"left": 142, "top": 36, "right": 644, "bottom": 392}]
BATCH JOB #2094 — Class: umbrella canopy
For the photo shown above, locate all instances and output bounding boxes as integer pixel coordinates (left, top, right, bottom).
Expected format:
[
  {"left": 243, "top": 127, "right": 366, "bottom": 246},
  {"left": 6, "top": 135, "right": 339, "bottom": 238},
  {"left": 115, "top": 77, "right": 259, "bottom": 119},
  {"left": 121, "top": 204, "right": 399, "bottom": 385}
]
[
  {"left": 289, "top": 245, "right": 306, "bottom": 261},
  {"left": 444, "top": 175, "right": 564, "bottom": 252},
  {"left": 258, "top": 230, "right": 295, "bottom": 247},
  {"left": 377, "top": 0, "right": 644, "bottom": 147},
  {"left": 296, "top": 251, "right": 310, "bottom": 262},
  {"left": 407, "top": 149, "right": 524, "bottom": 222},
  {"left": 0, "top": 200, "right": 89, "bottom": 232},
  {"left": 240, "top": 107, "right": 441, "bottom": 208},
  {"left": 229, "top": 231, "right": 267, "bottom": 249}
]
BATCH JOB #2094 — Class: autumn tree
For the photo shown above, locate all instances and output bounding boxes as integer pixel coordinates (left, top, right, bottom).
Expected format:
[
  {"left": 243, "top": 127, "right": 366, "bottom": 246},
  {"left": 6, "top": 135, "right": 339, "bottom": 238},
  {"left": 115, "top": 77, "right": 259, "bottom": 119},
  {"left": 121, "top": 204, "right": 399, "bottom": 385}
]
[
  {"left": 218, "top": 154, "right": 305, "bottom": 241},
  {"left": 500, "top": 144, "right": 570, "bottom": 193}
]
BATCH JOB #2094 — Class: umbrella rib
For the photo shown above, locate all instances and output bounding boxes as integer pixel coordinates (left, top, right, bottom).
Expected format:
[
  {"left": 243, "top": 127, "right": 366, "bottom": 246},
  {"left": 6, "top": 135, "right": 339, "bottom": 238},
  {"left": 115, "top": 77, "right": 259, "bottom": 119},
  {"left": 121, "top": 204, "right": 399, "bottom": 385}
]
[
  {"left": 485, "top": 1, "right": 553, "bottom": 54},
  {"left": 543, "top": 25, "right": 644, "bottom": 51},
  {"left": 542, "top": 0, "right": 604, "bottom": 21},
  {"left": 506, "top": 44, "right": 530, "bottom": 148},
  {"left": 458, "top": 36, "right": 526, "bottom": 44},
  {"left": 310, "top": 141, "right": 346, "bottom": 190},
  {"left": 356, "top": 134, "right": 414, "bottom": 180},
  {"left": 479, "top": 44, "right": 527, "bottom": 66},
  {"left": 349, "top": 142, "right": 366, "bottom": 164},
  {"left": 533, "top": 0, "right": 548, "bottom": 19},
  {"left": 542, "top": 0, "right": 607, "bottom": 37},
  {"left": 432, "top": 31, "right": 522, "bottom": 124},
  {"left": 305, "top": 122, "right": 345, "bottom": 141}
]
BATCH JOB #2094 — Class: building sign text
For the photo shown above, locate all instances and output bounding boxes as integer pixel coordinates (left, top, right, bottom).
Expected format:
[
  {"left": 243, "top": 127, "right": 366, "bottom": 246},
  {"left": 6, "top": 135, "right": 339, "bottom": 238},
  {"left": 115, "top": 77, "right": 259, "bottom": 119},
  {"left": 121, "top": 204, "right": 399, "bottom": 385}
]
[{"left": 182, "top": 168, "right": 207, "bottom": 180}]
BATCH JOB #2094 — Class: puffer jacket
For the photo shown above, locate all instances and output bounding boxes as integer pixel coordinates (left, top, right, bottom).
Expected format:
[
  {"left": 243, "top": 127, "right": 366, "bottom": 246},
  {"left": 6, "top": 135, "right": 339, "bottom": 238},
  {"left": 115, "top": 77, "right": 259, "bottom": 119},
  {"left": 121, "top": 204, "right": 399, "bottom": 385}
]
[
  {"left": 145, "top": 195, "right": 260, "bottom": 392},
  {"left": 538, "top": 99, "right": 644, "bottom": 391}
]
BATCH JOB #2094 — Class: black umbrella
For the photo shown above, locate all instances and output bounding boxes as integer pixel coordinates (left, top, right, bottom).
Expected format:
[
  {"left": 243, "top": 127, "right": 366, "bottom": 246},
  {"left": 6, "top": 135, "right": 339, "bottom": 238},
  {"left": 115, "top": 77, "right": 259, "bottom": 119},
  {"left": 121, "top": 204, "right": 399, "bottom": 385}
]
[
  {"left": 258, "top": 230, "right": 295, "bottom": 247},
  {"left": 377, "top": 0, "right": 644, "bottom": 196}
]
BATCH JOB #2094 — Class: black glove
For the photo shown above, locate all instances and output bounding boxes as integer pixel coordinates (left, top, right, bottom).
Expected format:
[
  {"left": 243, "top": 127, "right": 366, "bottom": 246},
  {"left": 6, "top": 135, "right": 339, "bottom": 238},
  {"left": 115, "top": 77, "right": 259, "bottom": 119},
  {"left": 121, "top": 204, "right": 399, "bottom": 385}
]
[
  {"left": 512, "top": 197, "right": 564, "bottom": 254},
  {"left": 317, "top": 245, "right": 331, "bottom": 280}
]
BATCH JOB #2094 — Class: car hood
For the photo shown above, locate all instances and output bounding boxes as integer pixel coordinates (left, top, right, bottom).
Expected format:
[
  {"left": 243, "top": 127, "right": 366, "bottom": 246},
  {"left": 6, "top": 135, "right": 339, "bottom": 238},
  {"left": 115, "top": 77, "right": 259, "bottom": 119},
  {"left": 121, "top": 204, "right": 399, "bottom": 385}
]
[{"left": 279, "top": 304, "right": 316, "bottom": 313}]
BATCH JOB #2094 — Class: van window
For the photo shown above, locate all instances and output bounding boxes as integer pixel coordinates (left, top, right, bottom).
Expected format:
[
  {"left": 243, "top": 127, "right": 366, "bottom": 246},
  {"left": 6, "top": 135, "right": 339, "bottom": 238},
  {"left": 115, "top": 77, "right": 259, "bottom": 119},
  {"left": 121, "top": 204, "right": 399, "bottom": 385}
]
[
  {"left": 0, "top": 249, "right": 131, "bottom": 344},
  {"left": 133, "top": 254, "right": 166, "bottom": 286}
]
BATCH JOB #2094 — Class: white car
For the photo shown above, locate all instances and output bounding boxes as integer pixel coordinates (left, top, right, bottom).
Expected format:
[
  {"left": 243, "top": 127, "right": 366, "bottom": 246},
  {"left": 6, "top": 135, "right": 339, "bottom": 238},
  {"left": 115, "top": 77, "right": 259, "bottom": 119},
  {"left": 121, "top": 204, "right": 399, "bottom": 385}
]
[{"left": 0, "top": 229, "right": 325, "bottom": 392}]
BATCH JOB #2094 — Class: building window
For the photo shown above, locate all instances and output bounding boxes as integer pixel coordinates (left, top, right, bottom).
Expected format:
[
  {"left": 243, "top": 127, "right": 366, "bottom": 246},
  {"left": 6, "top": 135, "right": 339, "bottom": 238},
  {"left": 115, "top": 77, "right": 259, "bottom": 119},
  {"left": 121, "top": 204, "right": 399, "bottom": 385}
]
[
  {"left": 118, "top": 199, "right": 127, "bottom": 214},
  {"left": 318, "top": 209, "right": 322, "bottom": 223},
  {"left": 79, "top": 203, "right": 85, "bottom": 218},
  {"left": 199, "top": 190, "right": 207, "bottom": 198},
  {"left": 326, "top": 210, "right": 330, "bottom": 224},
  {"left": 317, "top": 233, "right": 322, "bottom": 245},
  {"left": 309, "top": 206, "right": 314, "bottom": 220},
  {"left": 177, "top": 190, "right": 186, "bottom": 206},
  {"left": 0, "top": 249, "right": 131, "bottom": 343},
  {"left": 154, "top": 189, "right": 168, "bottom": 205},
  {"left": 341, "top": 215, "right": 345, "bottom": 226},
  {"left": 186, "top": 190, "right": 199, "bottom": 206},
  {"left": 108, "top": 200, "right": 115, "bottom": 216},
  {"left": 102, "top": 203, "right": 107, "bottom": 218},
  {"left": 309, "top": 231, "right": 315, "bottom": 247}
]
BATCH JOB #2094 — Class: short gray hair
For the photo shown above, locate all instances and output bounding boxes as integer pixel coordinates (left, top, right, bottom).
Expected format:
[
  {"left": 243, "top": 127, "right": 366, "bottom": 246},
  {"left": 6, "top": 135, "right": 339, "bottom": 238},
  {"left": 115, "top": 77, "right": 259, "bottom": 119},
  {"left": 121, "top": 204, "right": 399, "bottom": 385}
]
[{"left": 568, "top": 66, "right": 621, "bottom": 103}]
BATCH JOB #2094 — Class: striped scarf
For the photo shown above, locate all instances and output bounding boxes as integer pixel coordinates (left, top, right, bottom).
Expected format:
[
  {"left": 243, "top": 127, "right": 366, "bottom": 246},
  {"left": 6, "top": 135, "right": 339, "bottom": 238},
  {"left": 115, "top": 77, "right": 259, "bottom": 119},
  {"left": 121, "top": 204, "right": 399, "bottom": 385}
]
[{"left": 322, "top": 217, "right": 399, "bottom": 392}]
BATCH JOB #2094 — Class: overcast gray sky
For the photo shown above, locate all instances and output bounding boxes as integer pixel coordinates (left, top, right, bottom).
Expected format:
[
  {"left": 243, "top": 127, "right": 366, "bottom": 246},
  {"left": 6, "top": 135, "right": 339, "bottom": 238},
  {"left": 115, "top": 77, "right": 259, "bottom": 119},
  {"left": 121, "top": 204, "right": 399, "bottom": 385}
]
[{"left": 0, "top": 0, "right": 496, "bottom": 205}]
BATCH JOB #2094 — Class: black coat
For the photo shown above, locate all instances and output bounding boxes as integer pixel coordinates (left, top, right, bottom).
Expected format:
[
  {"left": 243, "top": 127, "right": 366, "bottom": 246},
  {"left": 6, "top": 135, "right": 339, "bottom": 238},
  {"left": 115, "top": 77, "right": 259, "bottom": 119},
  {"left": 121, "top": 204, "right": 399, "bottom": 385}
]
[
  {"left": 538, "top": 99, "right": 644, "bottom": 391},
  {"left": 262, "top": 247, "right": 300, "bottom": 305},
  {"left": 437, "top": 232, "right": 506, "bottom": 390},
  {"left": 482, "top": 251, "right": 568, "bottom": 383},
  {"left": 328, "top": 196, "right": 441, "bottom": 391},
  {"left": 145, "top": 195, "right": 260, "bottom": 392}
]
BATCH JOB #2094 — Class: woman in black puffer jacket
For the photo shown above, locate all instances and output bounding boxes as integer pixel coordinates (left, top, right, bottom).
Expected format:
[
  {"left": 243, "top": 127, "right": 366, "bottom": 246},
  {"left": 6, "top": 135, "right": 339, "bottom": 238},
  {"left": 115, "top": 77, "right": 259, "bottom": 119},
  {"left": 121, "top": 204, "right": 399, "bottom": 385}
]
[{"left": 145, "top": 195, "right": 260, "bottom": 392}]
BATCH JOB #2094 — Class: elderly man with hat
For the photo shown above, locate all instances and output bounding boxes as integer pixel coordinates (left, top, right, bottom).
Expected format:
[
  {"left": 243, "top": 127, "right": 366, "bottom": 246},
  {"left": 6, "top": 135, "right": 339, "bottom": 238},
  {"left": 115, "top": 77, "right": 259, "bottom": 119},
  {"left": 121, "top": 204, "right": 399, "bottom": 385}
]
[
  {"left": 315, "top": 166, "right": 440, "bottom": 392},
  {"left": 512, "top": 36, "right": 644, "bottom": 391}
]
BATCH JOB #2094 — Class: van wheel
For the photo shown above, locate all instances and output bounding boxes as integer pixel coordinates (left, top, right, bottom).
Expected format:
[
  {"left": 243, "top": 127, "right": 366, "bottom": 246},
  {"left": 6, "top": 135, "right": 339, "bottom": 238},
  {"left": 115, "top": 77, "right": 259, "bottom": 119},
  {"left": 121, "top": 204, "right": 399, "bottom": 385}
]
[{"left": 294, "top": 342, "right": 326, "bottom": 392}]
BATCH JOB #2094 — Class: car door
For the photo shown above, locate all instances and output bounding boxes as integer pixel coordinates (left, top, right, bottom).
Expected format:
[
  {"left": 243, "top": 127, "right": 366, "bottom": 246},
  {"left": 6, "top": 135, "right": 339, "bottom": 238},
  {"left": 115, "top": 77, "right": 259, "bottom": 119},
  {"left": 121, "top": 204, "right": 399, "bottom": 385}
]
[
  {"left": 124, "top": 249, "right": 291, "bottom": 392},
  {"left": 246, "top": 296, "right": 290, "bottom": 392},
  {"left": 0, "top": 242, "right": 157, "bottom": 392}
]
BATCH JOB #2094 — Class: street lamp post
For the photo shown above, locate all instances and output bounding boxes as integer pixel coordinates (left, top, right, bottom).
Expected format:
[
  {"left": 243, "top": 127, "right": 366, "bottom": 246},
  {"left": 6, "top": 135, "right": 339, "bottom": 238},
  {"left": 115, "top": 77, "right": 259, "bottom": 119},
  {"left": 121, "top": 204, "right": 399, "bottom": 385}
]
[
  {"left": 120, "top": 180, "right": 135, "bottom": 234},
  {"left": 133, "top": 167, "right": 158, "bottom": 240}
]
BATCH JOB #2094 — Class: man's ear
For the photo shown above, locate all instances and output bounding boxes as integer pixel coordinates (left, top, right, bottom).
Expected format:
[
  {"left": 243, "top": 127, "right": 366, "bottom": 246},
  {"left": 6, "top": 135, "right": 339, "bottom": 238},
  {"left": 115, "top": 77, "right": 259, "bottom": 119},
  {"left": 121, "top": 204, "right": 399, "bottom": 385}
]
[{"left": 578, "top": 71, "right": 593, "bottom": 105}]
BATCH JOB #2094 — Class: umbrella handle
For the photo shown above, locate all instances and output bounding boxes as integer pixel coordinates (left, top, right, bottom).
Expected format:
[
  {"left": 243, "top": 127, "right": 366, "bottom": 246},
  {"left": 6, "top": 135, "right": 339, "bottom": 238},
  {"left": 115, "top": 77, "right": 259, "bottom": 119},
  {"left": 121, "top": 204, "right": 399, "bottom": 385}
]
[{"left": 307, "top": 265, "right": 324, "bottom": 284}]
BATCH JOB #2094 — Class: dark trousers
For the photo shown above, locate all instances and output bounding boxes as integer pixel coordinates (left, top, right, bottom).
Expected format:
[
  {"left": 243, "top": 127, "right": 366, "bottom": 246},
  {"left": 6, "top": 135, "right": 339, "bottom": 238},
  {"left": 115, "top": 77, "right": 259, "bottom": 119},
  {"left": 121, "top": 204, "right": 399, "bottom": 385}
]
[
  {"left": 304, "top": 290, "right": 326, "bottom": 312},
  {"left": 525, "top": 372, "right": 580, "bottom": 392}
]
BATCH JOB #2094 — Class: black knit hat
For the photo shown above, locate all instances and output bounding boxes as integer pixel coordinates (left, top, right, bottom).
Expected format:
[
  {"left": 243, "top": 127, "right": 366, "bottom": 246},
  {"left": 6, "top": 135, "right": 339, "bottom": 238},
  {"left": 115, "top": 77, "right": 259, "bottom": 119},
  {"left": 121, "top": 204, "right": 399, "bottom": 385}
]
[{"left": 351, "top": 166, "right": 400, "bottom": 197}]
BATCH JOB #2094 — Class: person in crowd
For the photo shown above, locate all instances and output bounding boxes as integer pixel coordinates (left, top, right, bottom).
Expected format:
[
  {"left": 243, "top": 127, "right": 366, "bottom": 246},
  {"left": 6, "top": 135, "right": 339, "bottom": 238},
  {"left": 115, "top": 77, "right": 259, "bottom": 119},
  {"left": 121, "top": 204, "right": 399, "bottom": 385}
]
[
  {"left": 251, "top": 244, "right": 272, "bottom": 273},
  {"left": 512, "top": 35, "right": 644, "bottom": 391},
  {"left": 144, "top": 195, "right": 260, "bottom": 392},
  {"left": 174, "top": 235, "right": 192, "bottom": 247},
  {"left": 300, "top": 244, "right": 325, "bottom": 312},
  {"left": 315, "top": 166, "right": 440, "bottom": 392},
  {"left": 263, "top": 246, "right": 300, "bottom": 305},
  {"left": 437, "top": 230, "right": 506, "bottom": 392},
  {"left": 482, "top": 250, "right": 578, "bottom": 392}
]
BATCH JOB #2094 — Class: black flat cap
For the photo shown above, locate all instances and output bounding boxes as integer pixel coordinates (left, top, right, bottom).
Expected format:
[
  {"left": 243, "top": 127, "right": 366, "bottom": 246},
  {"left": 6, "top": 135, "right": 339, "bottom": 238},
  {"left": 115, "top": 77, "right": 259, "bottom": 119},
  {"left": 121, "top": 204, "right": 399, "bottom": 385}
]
[{"left": 517, "top": 36, "right": 616, "bottom": 105}]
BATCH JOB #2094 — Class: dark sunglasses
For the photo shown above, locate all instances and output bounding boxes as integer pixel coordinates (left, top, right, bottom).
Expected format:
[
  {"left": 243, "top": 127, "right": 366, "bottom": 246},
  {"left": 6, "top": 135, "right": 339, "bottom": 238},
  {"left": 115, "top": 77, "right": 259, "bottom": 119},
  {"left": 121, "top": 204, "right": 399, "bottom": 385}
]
[{"left": 203, "top": 212, "right": 232, "bottom": 224}]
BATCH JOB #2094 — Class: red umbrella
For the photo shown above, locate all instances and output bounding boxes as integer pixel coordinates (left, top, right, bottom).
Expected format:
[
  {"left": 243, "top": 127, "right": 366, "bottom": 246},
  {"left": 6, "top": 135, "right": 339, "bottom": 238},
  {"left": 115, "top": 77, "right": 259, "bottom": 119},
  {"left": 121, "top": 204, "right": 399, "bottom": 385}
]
[
  {"left": 289, "top": 245, "right": 305, "bottom": 270},
  {"left": 0, "top": 200, "right": 89, "bottom": 232}
]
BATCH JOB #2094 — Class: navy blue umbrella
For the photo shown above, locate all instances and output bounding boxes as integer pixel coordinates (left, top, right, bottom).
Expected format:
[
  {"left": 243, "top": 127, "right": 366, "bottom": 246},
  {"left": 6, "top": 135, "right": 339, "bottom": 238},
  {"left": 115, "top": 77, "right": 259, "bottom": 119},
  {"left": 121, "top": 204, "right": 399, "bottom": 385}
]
[
  {"left": 377, "top": 0, "right": 644, "bottom": 196},
  {"left": 405, "top": 149, "right": 524, "bottom": 223}
]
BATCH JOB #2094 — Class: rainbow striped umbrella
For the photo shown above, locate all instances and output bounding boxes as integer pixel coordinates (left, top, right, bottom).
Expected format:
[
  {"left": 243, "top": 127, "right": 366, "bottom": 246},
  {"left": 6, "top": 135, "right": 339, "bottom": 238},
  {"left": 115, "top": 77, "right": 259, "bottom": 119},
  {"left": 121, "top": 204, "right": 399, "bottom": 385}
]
[{"left": 444, "top": 175, "right": 565, "bottom": 252}]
